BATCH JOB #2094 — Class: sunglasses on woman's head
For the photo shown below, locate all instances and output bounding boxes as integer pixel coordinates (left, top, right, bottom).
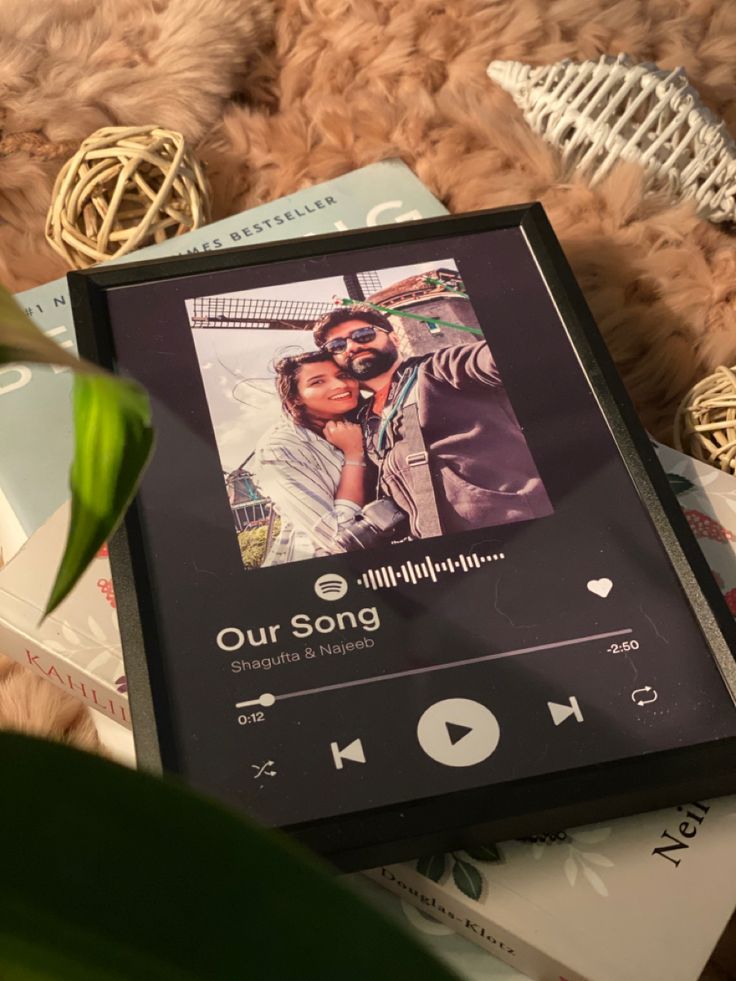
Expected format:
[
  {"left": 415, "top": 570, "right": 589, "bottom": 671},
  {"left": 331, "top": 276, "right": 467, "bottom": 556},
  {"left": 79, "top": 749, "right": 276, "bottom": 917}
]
[{"left": 321, "top": 325, "right": 390, "bottom": 354}]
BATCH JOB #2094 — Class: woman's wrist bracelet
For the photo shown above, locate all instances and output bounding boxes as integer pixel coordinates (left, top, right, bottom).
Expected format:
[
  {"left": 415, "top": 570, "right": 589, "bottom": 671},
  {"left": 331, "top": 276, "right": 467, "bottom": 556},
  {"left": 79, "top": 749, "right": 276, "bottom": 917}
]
[{"left": 344, "top": 459, "right": 367, "bottom": 468}]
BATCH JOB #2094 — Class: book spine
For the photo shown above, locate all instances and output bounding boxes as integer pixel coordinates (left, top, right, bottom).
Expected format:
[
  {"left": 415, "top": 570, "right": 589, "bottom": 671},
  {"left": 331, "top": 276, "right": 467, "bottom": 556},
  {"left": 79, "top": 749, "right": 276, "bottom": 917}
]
[
  {"left": 0, "top": 619, "right": 131, "bottom": 729},
  {"left": 363, "top": 867, "right": 585, "bottom": 981}
]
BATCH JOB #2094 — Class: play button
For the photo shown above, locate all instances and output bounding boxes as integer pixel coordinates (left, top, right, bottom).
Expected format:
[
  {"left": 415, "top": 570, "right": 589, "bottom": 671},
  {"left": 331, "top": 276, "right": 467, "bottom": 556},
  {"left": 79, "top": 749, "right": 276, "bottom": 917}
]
[
  {"left": 417, "top": 698, "right": 500, "bottom": 767},
  {"left": 446, "top": 722, "right": 474, "bottom": 745}
]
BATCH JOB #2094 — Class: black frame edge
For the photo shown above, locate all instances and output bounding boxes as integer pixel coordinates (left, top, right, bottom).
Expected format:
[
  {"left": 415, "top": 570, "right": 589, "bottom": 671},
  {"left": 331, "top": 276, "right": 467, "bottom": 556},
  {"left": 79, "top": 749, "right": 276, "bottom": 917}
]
[
  {"left": 66, "top": 206, "right": 736, "bottom": 870},
  {"left": 518, "top": 205, "right": 736, "bottom": 701},
  {"left": 67, "top": 271, "right": 169, "bottom": 774}
]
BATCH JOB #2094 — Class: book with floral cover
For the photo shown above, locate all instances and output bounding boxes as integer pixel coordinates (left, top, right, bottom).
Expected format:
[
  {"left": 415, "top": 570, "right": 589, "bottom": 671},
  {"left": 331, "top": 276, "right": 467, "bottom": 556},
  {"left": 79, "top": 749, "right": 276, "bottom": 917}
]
[
  {"left": 0, "top": 502, "right": 129, "bottom": 727},
  {"left": 368, "top": 790, "right": 736, "bottom": 981}
]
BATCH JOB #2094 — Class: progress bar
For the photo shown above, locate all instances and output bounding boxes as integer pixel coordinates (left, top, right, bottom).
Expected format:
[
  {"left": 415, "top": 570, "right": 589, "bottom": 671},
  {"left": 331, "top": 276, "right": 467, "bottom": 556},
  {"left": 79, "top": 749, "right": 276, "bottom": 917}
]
[{"left": 235, "top": 627, "right": 632, "bottom": 708}]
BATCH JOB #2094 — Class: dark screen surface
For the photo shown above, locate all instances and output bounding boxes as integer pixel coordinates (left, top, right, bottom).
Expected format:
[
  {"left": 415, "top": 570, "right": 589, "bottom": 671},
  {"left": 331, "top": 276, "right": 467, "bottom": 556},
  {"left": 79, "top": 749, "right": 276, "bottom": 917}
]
[{"left": 81, "top": 216, "right": 736, "bottom": 842}]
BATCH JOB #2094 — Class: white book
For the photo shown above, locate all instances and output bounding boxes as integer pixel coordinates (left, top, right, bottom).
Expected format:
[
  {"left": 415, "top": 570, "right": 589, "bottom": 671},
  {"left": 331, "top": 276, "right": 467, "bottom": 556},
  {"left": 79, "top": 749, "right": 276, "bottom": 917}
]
[{"left": 367, "top": 791, "right": 736, "bottom": 981}]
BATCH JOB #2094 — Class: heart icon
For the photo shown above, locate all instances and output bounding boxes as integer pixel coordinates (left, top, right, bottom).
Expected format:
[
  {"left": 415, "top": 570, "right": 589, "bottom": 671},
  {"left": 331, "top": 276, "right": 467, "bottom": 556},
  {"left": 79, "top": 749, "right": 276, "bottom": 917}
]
[{"left": 587, "top": 578, "right": 613, "bottom": 598}]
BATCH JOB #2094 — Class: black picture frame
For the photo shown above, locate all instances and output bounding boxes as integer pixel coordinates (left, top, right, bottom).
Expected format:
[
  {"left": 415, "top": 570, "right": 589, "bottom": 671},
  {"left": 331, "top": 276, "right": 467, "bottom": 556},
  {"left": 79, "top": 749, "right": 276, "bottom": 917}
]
[{"left": 68, "top": 204, "right": 736, "bottom": 872}]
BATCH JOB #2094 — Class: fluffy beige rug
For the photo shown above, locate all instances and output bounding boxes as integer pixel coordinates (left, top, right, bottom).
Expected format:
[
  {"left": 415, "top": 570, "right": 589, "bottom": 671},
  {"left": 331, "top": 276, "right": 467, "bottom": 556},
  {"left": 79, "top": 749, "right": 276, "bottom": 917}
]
[
  {"left": 0, "top": 654, "right": 99, "bottom": 750},
  {"left": 2, "top": 0, "right": 736, "bottom": 442}
]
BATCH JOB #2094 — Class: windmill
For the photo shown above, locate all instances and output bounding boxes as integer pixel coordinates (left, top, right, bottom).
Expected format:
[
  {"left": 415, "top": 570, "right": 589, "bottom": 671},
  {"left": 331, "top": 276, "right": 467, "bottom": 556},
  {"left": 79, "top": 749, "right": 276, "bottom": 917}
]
[
  {"left": 189, "top": 269, "right": 388, "bottom": 329},
  {"left": 189, "top": 295, "right": 334, "bottom": 330},
  {"left": 348, "top": 267, "right": 482, "bottom": 357},
  {"left": 225, "top": 453, "right": 270, "bottom": 523}
]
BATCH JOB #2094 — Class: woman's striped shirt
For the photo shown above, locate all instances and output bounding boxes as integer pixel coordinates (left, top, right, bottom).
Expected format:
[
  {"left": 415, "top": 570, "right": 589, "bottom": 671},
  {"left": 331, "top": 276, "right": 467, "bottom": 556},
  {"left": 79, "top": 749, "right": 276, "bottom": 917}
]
[{"left": 251, "top": 417, "right": 360, "bottom": 566}]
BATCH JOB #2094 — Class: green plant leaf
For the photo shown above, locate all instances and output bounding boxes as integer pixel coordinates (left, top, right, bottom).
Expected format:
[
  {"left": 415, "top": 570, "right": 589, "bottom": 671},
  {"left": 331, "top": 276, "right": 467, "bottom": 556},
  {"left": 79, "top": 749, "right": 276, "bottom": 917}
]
[
  {"left": 0, "top": 733, "right": 460, "bottom": 981},
  {"left": 463, "top": 844, "right": 501, "bottom": 863},
  {"left": 667, "top": 472, "right": 695, "bottom": 496},
  {"left": 416, "top": 854, "right": 447, "bottom": 882},
  {"left": 0, "top": 285, "right": 154, "bottom": 616},
  {"left": 451, "top": 859, "right": 483, "bottom": 901},
  {"left": 0, "top": 287, "right": 84, "bottom": 372},
  {"left": 45, "top": 372, "right": 154, "bottom": 615}
]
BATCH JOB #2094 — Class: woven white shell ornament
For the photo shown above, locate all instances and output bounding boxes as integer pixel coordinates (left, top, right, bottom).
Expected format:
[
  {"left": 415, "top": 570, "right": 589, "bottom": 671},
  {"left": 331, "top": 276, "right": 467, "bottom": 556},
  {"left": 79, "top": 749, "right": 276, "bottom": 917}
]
[{"left": 487, "top": 53, "right": 736, "bottom": 223}]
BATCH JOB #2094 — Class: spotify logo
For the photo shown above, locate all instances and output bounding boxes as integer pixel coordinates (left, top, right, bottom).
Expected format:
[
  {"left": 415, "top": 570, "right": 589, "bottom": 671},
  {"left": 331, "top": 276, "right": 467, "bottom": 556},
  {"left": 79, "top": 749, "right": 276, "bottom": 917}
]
[{"left": 314, "top": 574, "right": 349, "bottom": 601}]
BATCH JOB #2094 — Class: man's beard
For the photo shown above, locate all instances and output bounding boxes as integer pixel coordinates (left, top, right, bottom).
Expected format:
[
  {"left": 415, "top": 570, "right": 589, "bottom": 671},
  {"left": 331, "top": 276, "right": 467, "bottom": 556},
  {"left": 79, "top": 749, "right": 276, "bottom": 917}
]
[{"left": 345, "top": 347, "right": 398, "bottom": 380}]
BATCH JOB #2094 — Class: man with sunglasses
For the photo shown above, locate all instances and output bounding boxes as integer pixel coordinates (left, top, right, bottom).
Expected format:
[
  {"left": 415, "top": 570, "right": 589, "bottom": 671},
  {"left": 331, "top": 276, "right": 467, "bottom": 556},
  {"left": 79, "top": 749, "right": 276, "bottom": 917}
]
[{"left": 312, "top": 305, "right": 552, "bottom": 540}]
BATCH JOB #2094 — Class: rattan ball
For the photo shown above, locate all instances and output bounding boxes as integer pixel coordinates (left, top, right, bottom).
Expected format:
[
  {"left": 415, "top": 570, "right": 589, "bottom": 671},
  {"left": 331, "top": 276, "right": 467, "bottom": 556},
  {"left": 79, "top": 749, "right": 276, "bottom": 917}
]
[
  {"left": 674, "top": 365, "right": 736, "bottom": 473},
  {"left": 45, "top": 125, "right": 211, "bottom": 269}
]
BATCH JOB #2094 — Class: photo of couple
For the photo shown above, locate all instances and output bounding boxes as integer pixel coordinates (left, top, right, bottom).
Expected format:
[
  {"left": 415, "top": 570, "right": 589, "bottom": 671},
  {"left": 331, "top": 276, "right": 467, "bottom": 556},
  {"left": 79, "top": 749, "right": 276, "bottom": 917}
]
[{"left": 187, "top": 259, "right": 553, "bottom": 570}]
